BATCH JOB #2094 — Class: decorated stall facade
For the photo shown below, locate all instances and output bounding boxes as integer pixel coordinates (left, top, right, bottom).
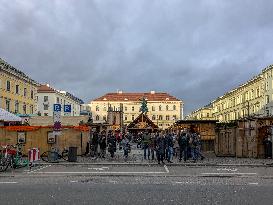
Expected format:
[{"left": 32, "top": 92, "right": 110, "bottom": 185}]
[
  {"left": 0, "top": 125, "right": 90, "bottom": 155},
  {"left": 172, "top": 120, "right": 218, "bottom": 152},
  {"left": 127, "top": 113, "right": 159, "bottom": 134}
]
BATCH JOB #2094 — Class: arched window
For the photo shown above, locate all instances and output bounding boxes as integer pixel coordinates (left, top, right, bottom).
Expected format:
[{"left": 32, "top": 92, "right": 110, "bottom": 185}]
[
  {"left": 159, "top": 105, "right": 162, "bottom": 111},
  {"left": 96, "top": 106, "right": 99, "bottom": 111},
  {"left": 159, "top": 115, "right": 163, "bottom": 120},
  {"left": 173, "top": 105, "right": 176, "bottom": 110},
  {"left": 95, "top": 115, "right": 100, "bottom": 121},
  {"left": 166, "top": 105, "right": 169, "bottom": 111}
]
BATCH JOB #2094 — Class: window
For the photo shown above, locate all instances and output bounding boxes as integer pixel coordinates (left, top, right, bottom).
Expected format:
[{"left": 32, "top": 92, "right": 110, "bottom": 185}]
[
  {"left": 56, "top": 97, "right": 60, "bottom": 103},
  {"left": 95, "top": 115, "right": 100, "bottom": 121},
  {"left": 44, "top": 113, "right": 48, "bottom": 116},
  {"left": 30, "top": 105, "right": 34, "bottom": 114},
  {"left": 266, "top": 95, "right": 270, "bottom": 104},
  {"left": 166, "top": 115, "right": 170, "bottom": 120},
  {"left": 266, "top": 110, "right": 270, "bottom": 116},
  {"left": 152, "top": 115, "right": 156, "bottom": 120},
  {"left": 124, "top": 115, "right": 128, "bottom": 121},
  {"left": 266, "top": 82, "right": 269, "bottom": 91},
  {"left": 44, "top": 96, "right": 48, "bottom": 102},
  {"left": 132, "top": 106, "right": 135, "bottom": 111},
  {"left": 15, "top": 101, "right": 19, "bottom": 113},
  {"left": 256, "top": 88, "right": 260, "bottom": 97},
  {"left": 6, "top": 81, "right": 10, "bottom": 91},
  {"left": 103, "top": 116, "right": 107, "bottom": 121},
  {"left": 152, "top": 106, "right": 155, "bottom": 111},
  {"left": 44, "top": 104, "right": 49, "bottom": 110},
  {"left": 166, "top": 105, "right": 169, "bottom": 111},
  {"left": 132, "top": 115, "right": 135, "bottom": 121},
  {"left": 173, "top": 115, "right": 177, "bottom": 120},
  {"left": 6, "top": 100, "right": 10, "bottom": 112},
  {"left": 24, "top": 88, "right": 27, "bottom": 97},
  {"left": 173, "top": 105, "right": 176, "bottom": 110},
  {"left": 159, "top": 105, "right": 162, "bottom": 111},
  {"left": 31, "top": 90, "right": 34, "bottom": 99},
  {"left": 96, "top": 106, "right": 99, "bottom": 111},
  {"left": 159, "top": 115, "right": 162, "bottom": 120},
  {"left": 15, "top": 85, "right": 19, "bottom": 94},
  {"left": 207, "top": 113, "right": 210, "bottom": 117},
  {"left": 103, "top": 107, "right": 107, "bottom": 111},
  {"left": 124, "top": 107, "right": 127, "bottom": 111},
  {"left": 23, "top": 104, "right": 26, "bottom": 114}
]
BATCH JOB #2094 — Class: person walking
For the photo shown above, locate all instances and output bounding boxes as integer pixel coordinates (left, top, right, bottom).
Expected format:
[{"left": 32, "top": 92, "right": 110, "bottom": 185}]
[
  {"left": 196, "top": 133, "right": 205, "bottom": 161},
  {"left": 150, "top": 133, "right": 157, "bottom": 160},
  {"left": 190, "top": 133, "right": 204, "bottom": 162},
  {"left": 166, "top": 132, "right": 174, "bottom": 163},
  {"left": 91, "top": 130, "right": 99, "bottom": 157},
  {"left": 107, "top": 131, "right": 117, "bottom": 158},
  {"left": 156, "top": 132, "right": 166, "bottom": 165},
  {"left": 99, "top": 131, "right": 107, "bottom": 158},
  {"left": 121, "top": 136, "right": 130, "bottom": 159},
  {"left": 143, "top": 131, "right": 151, "bottom": 160},
  {"left": 178, "top": 131, "right": 189, "bottom": 162}
]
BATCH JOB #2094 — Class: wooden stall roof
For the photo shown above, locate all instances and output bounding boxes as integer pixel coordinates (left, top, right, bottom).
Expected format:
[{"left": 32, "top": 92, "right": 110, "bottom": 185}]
[
  {"left": 0, "top": 125, "right": 90, "bottom": 132},
  {"left": 175, "top": 120, "right": 219, "bottom": 124},
  {"left": 127, "top": 113, "right": 159, "bottom": 130}
]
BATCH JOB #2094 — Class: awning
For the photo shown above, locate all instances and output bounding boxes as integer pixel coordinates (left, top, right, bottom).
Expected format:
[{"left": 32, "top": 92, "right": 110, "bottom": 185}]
[{"left": 0, "top": 108, "right": 22, "bottom": 122}]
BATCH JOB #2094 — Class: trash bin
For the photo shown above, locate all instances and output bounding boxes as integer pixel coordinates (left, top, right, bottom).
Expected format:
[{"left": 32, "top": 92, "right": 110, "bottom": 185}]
[
  {"left": 48, "top": 151, "right": 58, "bottom": 162},
  {"left": 68, "top": 147, "right": 78, "bottom": 162}
]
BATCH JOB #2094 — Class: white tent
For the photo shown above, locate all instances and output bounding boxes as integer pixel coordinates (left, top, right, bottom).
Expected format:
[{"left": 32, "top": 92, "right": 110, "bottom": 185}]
[{"left": 0, "top": 108, "right": 22, "bottom": 122}]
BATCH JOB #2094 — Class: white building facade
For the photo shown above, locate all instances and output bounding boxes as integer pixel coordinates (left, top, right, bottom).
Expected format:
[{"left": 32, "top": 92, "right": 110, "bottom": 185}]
[{"left": 37, "top": 84, "right": 83, "bottom": 116}]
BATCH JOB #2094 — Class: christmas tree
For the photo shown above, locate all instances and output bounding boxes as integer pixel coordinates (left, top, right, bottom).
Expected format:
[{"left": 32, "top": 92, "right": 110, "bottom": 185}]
[{"left": 139, "top": 97, "right": 148, "bottom": 114}]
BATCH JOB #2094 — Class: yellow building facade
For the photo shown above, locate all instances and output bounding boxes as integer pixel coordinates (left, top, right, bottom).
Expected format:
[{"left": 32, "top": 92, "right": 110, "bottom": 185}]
[
  {"left": 186, "top": 105, "right": 214, "bottom": 120},
  {"left": 90, "top": 91, "right": 183, "bottom": 130},
  {"left": 190, "top": 64, "right": 273, "bottom": 122},
  {"left": 0, "top": 58, "right": 39, "bottom": 115}
]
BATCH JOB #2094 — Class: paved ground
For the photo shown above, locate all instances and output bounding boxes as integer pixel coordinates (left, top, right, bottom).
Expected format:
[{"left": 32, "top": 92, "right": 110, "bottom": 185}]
[
  {"left": 1, "top": 144, "right": 273, "bottom": 204},
  {"left": 1, "top": 175, "right": 273, "bottom": 205},
  {"left": 64, "top": 144, "right": 273, "bottom": 166}
]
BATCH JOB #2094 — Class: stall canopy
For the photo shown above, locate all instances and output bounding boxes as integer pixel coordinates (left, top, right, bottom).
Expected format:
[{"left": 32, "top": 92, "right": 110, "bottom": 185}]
[{"left": 0, "top": 108, "right": 22, "bottom": 122}]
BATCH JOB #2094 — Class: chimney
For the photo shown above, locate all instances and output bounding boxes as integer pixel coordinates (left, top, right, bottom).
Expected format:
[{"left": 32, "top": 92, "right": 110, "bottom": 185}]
[{"left": 151, "top": 91, "right": 155, "bottom": 94}]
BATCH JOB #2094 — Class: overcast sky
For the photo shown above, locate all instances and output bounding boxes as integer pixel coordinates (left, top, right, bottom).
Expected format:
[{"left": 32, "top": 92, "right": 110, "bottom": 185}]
[{"left": 1, "top": 0, "right": 273, "bottom": 115}]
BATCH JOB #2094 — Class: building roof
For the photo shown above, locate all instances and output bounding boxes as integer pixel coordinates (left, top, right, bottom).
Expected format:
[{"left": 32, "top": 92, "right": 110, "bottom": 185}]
[
  {"left": 92, "top": 92, "right": 181, "bottom": 102},
  {"left": 127, "top": 113, "right": 159, "bottom": 130},
  {"left": 0, "top": 58, "right": 39, "bottom": 86},
  {"left": 176, "top": 120, "right": 218, "bottom": 124},
  {"left": 38, "top": 84, "right": 84, "bottom": 104},
  {"left": 37, "top": 84, "right": 56, "bottom": 93}
]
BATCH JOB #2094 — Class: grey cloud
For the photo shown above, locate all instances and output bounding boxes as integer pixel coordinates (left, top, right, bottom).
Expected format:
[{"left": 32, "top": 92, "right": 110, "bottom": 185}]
[{"left": 1, "top": 0, "right": 273, "bottom": 114}]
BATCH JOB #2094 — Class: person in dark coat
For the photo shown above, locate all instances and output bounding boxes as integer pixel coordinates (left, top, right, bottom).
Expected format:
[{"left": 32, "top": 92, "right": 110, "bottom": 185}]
[
  {"left": 99, "top": 131, "right": 107, "bottom": 158},
  {"left": 107, "top": 131, "right": 117, "bottom": 158},
  {"left": 166, "top": 133, "right": 174, "bottom": 163},
  {"left": 178, "top": 131, "right": 189, "bottom": 162},
  {"left": 91, "top": 130, "right": 99, "bottom": 157},
  {"left": 156, "top": 132, "right": 166, "bottom": 164}
]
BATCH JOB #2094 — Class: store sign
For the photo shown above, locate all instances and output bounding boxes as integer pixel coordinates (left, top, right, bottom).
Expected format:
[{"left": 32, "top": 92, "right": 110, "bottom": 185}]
[
  {"left": 53, "top": 104, "right": 62, "bottom": 135},
  {"left": 64, "top": 105, "right": 71, "bottom": 116}
]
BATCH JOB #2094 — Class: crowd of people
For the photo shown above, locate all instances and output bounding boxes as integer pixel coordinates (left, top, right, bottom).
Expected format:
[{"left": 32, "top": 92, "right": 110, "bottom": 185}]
[
  {"left": 88, "top": 128, "right": 205, "bottom": 164},
  {"left": 138, "top": 129, "right": 205, "bottom": 164}
]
